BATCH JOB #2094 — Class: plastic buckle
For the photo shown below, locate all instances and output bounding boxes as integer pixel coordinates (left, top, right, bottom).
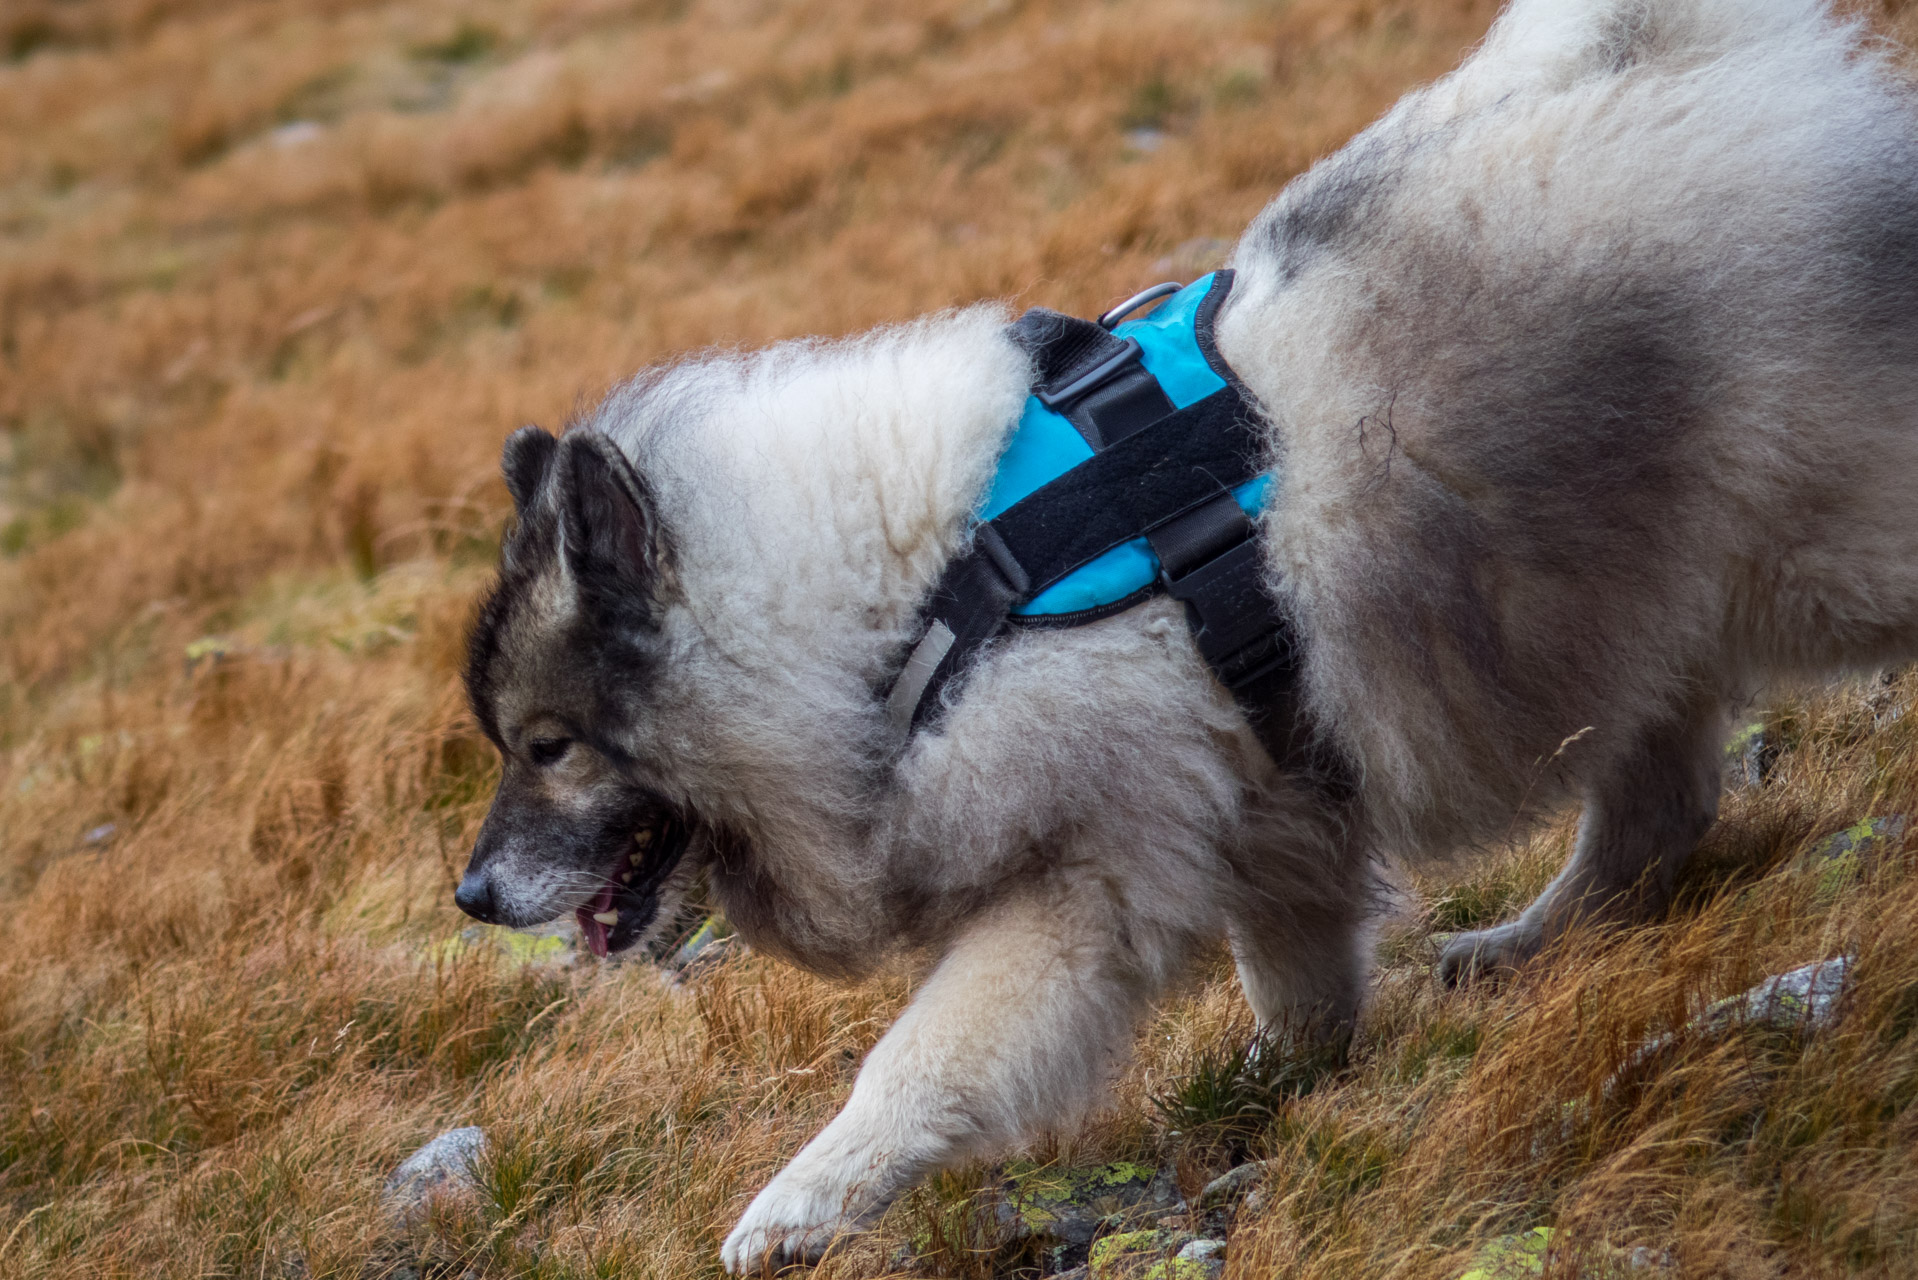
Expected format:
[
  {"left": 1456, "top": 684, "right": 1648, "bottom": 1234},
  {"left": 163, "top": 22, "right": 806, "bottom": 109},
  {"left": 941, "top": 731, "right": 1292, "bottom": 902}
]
[{"left": 1035, "top": 337, "right": 1144, "bottom": 409}]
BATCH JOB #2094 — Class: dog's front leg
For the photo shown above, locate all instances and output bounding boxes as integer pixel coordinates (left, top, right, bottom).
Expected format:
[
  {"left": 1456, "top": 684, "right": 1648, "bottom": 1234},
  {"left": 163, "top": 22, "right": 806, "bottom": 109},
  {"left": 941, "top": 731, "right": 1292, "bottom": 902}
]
[{"left": 720, "top": 886, "right": 1169, "bottom": 1274}]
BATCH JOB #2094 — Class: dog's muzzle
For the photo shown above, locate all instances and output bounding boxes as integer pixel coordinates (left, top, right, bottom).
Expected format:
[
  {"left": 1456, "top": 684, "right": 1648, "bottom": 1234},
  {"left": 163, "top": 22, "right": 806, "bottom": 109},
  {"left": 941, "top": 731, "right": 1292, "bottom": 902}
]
[{"left": 575, "top": 811, "right": 694, "bottom": 958}]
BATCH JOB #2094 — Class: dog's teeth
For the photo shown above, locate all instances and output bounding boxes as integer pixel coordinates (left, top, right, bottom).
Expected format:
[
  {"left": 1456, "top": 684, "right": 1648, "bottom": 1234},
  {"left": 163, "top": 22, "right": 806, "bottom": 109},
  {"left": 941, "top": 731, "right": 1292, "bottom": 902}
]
[
  {"left": 592, "top": 910, "right": 619, "bottom": 926},
  {"left": 629, "top": 851, "right": 643, "bottom": 866},
  {"left": 620, "top": 870, "right": 633, "bottom": 883},
  {"left": 634, "top": 829, "right": 653, "bottom": 848}
]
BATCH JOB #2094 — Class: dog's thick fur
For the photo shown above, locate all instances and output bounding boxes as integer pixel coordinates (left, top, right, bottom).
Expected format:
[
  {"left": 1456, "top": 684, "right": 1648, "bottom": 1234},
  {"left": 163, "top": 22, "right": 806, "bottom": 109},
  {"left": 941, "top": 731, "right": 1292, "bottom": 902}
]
[{"left": 457, "top": 0, "right": 1918, "bottom": 1268}]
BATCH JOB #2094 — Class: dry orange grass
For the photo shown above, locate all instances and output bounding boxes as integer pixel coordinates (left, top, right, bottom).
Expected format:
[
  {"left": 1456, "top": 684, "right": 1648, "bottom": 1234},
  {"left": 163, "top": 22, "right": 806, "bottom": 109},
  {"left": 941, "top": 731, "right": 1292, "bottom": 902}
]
[{"left": 6, "top": 0, "right": 1918, "bottom": 1275}]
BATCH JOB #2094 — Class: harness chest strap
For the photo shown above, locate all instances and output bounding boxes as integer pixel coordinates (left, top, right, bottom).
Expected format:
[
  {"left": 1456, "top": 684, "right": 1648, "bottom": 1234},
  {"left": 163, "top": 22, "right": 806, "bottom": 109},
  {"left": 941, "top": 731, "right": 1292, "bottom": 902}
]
[{"left": 885, "top": 270, "right": 1332, "bottom": 781}]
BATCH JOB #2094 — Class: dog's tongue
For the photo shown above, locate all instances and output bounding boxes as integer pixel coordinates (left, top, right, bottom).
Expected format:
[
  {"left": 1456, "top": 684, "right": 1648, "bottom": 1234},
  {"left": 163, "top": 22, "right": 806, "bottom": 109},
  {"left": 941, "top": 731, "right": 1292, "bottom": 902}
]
[{"left": 576, "top": 881, "right": 617, "bottom": 958}]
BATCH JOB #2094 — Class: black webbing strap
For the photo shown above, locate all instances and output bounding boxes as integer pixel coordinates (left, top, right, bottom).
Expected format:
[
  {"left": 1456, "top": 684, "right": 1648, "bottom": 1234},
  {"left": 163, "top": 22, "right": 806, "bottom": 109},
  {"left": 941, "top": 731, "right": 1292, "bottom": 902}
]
[
  {"left": 986, "top": 388, "right": 1260, "bottom": 593},
  {"left": 885, "top": 271, "right": 1333, "bottom": 782}
]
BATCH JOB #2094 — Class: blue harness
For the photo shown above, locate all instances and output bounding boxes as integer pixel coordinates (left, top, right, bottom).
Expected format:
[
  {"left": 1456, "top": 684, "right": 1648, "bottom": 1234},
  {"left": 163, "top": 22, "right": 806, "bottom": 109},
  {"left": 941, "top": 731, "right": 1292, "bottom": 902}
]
[
  {"left": 886, "top": 270, "right": 1330, "bottom": 781},
  {"left": 987, "top": 274, "right": 1272, "bottom": 617}
]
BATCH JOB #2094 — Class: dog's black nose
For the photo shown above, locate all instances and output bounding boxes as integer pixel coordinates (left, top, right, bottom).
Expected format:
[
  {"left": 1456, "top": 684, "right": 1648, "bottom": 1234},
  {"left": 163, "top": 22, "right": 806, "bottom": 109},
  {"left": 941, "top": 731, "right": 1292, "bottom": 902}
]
[{"left": 454, "top": 872, "right": 499, "bottom": 923}]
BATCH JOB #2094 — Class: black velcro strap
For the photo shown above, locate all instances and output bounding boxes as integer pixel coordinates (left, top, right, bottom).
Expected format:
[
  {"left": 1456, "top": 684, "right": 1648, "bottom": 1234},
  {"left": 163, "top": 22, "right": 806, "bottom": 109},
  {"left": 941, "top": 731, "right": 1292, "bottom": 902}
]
[
  {"left": 1010, "top": 308, "right": 1127, "bottom": 391},
  {"left": 982, "top": 388, "right": 1261, "bottom": 598}
]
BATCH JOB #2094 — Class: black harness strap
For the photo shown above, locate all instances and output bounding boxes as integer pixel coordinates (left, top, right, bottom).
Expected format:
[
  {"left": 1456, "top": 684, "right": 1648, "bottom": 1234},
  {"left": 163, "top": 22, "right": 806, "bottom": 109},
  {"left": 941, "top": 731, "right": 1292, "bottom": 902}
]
[
  {"left": 886, "top": 271, "right": 1340, "bottom": 785},
  {"left": 985, "top": 388, "right": 1262, "bottom": 592}
]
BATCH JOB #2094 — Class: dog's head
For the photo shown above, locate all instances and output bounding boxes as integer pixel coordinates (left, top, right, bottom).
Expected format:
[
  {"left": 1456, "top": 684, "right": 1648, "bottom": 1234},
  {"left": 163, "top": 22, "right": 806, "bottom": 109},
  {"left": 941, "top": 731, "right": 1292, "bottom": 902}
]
[{"left": 456, "top": 424, "right": 701, "bottom": 957}]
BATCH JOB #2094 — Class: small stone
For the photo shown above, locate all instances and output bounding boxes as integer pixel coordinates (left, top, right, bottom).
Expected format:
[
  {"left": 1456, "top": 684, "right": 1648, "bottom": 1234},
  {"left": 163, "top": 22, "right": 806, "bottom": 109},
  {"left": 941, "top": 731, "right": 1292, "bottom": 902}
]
[
  {"left": 1196, "top": 1159, "right": 1270, "bottom": 1212},
  {"left": 1177, "top": 1238, "right": 1225, "bottom": 1261},
  {"left": 381, "top": 1126, "right": 487, "bottom": 1223},
  {"left": 270, "top": 120, "right": 323, "bottom": 149},
  {"left": 1625, "top": 1245, "right": 1675, "bottom": 1270},
  {"left": 1725, "top": 721, "right": 1777, "bottom": 788},
  {"left": 1864, "top": 669, "right": 1909, "bottom": 729}
]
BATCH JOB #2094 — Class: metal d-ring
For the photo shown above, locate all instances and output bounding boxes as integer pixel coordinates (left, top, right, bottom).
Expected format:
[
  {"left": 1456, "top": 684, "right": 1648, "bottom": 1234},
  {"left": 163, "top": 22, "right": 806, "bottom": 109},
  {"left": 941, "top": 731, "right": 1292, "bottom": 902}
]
[{"left": 1098, "top": 281, "right": 1184, "bottom": 330}]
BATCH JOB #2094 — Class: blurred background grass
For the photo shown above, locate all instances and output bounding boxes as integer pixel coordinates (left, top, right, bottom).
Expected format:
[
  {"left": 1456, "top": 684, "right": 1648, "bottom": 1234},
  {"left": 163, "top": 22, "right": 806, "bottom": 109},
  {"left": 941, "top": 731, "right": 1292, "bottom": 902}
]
[{"left": 6, "top": 0, "right": 1918, "bottom": 1275}]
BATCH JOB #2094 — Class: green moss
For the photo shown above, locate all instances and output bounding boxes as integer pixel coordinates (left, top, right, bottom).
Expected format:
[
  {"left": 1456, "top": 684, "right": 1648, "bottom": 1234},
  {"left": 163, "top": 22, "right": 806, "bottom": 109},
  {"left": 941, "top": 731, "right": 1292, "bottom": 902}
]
[
  {"left": 1090, "top": 1228, "right": 1195, "bottom": 1278},
  {"left": 1142, "top": 1261, "right": 1214, "bottom": 1280},
  {"left": 1457, "top": 1227, "right": 1554, "bottom": 1279}
]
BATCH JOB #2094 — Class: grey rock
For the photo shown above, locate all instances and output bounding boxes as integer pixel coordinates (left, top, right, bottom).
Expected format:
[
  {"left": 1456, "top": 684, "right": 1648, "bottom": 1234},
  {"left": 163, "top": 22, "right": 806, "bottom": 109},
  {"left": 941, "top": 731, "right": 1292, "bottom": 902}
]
[
  {"left": 1705, "top": 955, "right": 1851, "bottom": 1031},
  {"left": 1177, "top": 1236, "right": 1228, "bottom": 1277},
  {"left": 1801, "top": 816, "right": 1905, "bottom": 868},
  {"left": 1864, "top": 669, "right": 1909, "bottom": 729},
  {"left": 1726, "top": 720, "right": 1778, "bottom": 788},
  {"left": 1196, "top": 1159, "right": 1271, "bottom": 1212},
  {"left": 981, "top": 1162, "right": 1182, "bottom": 1274},
  {"left": 1609, "top": 955, "right": 1852, "bottom": 1094},
  {"left": 381, "top": 1126, "right": 487, "bottom": 1221},
  {"left": 1089, "top": 1228, "right": 1195, "bottom": 1278}
]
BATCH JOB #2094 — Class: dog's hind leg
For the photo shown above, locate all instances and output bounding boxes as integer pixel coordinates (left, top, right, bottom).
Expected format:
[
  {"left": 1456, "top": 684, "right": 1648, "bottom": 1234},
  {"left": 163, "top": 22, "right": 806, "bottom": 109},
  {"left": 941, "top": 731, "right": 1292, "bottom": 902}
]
[
  {"left": 719, "top": 880, "right": 1185, "bottom": 1275},
  {"left": 1227, "top": 883, "right": 1369, "bottom": 1034},
  {"left": 1439, "top": 696, "right": 1725, "bottom": 985}
]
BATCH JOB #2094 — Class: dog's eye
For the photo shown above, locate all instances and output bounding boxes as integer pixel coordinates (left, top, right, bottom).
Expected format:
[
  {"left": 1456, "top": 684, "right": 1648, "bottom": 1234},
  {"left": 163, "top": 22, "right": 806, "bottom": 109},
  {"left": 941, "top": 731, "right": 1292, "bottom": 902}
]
[{"left": 527, "top": 737, "right": 572, "bottom": 767}]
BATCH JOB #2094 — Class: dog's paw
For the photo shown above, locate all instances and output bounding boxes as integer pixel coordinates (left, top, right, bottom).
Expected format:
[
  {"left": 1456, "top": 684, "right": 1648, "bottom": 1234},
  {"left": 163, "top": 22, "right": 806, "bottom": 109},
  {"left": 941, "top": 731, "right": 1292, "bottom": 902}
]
[
  {"left": 1438, "top": 920, "right": 1543, "bottom": 986},
  {"left": 720, "top": 1176, "right": 857, "bottom": 1275}
]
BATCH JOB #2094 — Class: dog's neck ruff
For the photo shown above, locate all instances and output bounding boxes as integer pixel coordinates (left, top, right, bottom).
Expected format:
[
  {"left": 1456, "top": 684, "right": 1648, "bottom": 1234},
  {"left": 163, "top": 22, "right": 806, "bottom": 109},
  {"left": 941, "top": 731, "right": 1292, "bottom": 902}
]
[{"left": 887, "top": 271, "right": 1321, "bottom": 774}]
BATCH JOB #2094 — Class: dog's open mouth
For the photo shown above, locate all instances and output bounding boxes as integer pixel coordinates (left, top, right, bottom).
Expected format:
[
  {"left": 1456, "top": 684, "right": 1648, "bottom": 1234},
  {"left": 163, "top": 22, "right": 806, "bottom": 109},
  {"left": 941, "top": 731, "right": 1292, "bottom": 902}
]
[{"left": 576, "top": 811, "right": 693, "bottom": 958}]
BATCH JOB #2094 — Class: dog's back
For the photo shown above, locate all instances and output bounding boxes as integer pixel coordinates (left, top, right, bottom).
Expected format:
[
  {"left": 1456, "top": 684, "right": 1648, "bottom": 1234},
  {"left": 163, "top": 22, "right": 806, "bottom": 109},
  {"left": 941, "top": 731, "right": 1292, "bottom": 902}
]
[{"left": 1224, "top": 0, "right": 1918, "bottom": 847}]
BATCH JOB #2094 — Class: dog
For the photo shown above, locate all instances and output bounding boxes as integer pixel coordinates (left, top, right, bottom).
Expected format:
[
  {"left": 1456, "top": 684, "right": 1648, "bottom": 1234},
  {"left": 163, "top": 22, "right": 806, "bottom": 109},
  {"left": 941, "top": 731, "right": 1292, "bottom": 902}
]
[{"left": 453, "top": 0, "right": 1918, "bottom": 1268}]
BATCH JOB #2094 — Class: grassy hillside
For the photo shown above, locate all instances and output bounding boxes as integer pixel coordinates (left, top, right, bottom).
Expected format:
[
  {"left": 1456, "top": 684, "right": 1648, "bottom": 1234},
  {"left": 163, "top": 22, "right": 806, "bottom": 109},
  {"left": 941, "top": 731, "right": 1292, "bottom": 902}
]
[{"left": 5, "top": 0, "right": 1918, "bottom": 1275}]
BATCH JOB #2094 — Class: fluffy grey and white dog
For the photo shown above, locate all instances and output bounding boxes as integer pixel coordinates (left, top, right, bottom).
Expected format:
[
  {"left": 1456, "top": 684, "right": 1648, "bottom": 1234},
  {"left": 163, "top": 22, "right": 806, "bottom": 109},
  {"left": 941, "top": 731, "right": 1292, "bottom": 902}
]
[{"left": 455, "top": 0, "right": 1918, "bottom": 1267}]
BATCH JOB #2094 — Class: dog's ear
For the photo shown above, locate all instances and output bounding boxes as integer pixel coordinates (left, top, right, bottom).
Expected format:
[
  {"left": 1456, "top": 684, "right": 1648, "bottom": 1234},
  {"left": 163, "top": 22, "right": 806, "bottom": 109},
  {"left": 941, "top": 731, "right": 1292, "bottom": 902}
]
[
  {"left": 555, "top": 431, "right": 665, "bottom": 618},
  {"left": 501, "top": 425, "right": 559, "bottom": 514}
]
